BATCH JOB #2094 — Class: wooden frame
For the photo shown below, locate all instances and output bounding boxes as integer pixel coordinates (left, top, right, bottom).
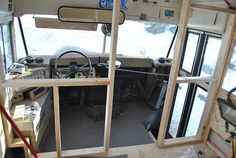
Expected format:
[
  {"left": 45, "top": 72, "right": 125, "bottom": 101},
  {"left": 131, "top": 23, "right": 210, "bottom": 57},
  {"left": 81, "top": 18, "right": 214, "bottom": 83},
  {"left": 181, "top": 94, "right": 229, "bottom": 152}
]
[
  {"left": 0, "top": 28, "right": 31, "bottom": 158},
  {"left": 104, "top": 0, "right": 120, "bottom": 151},
  {"left": 1, "top": 0, "right": 236, "bottom": 157},
  {"left": 0, "top": 0, "right": 121, "bottom": 158},
  {"left": 2, "top": 78, "right": 110, "bottom": 87},
  {"left": 202, "top": 16, "right": 236, "bottom": 143},
  {"left": 157, "top": 0, "right": 192, "bottom": 146},
  {"left": 158, "top": 0, "right": 236, "bottom": 148}
]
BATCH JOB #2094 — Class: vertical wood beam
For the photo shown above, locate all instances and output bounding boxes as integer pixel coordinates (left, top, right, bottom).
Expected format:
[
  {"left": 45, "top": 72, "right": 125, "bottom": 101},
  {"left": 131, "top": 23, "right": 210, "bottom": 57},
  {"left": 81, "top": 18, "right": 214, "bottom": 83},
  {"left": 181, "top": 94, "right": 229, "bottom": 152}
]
[
  {"left": 104, "top": 0, "right": 120, "bottom": 152},
  {"left": 201, "top": 14, "right": 236, "bottom": 142},
  {"left": 157, "top": 0, "right": 192, "bottom": 146},
  {"left": 53, "top": 86, "right": 62, "bottom": 158},
  {"left": 0, "top": 46, "right": 12, "bottom": 148}
]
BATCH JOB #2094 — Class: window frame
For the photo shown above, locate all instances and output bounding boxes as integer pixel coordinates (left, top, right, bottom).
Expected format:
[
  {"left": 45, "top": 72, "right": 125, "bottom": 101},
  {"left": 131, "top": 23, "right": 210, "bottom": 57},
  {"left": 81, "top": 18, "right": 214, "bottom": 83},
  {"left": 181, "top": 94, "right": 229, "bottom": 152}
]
[{"left": 168, "top": 29, "right": 222, "bottom": 138}]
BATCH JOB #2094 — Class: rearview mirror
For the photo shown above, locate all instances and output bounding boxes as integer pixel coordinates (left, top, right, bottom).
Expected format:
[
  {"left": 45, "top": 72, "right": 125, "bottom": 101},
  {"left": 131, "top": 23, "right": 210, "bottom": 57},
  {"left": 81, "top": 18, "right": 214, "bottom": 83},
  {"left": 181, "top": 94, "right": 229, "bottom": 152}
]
[{"left": 58, "top": 7, "right": 125, "bottom": 25}]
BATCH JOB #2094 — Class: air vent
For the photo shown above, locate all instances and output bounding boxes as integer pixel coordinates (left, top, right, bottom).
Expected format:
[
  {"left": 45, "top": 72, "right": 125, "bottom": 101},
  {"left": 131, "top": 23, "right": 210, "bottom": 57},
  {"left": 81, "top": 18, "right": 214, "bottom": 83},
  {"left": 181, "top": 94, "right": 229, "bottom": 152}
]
[
  {"left": 8, "top": 3, "right": 13, "bottom": 12},
  {"left": 8, "top": 0, "right": 14, "bottom": 12}
]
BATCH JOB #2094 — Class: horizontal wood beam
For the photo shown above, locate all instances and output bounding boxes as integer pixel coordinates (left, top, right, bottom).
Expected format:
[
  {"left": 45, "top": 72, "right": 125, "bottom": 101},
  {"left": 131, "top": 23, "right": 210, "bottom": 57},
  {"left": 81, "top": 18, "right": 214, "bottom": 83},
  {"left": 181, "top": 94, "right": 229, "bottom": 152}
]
[
  {"left": 191, "top": 3, "right": 236, "bottom": 14},
  {"left": 38, "top": 147, "right": 105, "bottom": 158},
  {"left": 207, "top": 141, "right": 228, "bottom": 158},
  {"left": 2, "top": 78, "right": 110, "bottom": 87},
  {"left": 176, "top": 76, "right": 216, "bottom": 83},
  {"left": 162, "top": 136, "right": 202, "bottom": 147}
]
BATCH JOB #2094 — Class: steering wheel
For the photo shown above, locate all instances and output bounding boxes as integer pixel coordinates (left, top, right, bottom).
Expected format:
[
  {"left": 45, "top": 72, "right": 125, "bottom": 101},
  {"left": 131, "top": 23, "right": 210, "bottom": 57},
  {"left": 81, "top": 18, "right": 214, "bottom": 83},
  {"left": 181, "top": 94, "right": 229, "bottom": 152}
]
[{"left": 54, "top": 50, "right": 92, "bottom": 78}]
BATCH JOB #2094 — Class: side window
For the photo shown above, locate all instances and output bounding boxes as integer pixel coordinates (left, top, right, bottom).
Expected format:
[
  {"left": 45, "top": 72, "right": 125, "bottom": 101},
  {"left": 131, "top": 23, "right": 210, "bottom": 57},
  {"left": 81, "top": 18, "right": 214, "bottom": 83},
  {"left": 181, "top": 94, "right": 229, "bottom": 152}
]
[
  {"left": 222, "top": 41, "right": 236, "bottom": 94},
  {"left": 200, "top": 36, "right": 222, "bottom": 77},
  {"left": 181, "top": 33, "right": 199, "bottom": 73},
  {"left": 0, "top": 26, "right": 4, "bottom": 73},
  {"left": 0, "top": 24, "right": 13, "bottom": 74},
  {"left": 168, "top": 30, "right": 222, "bottom": 138}
]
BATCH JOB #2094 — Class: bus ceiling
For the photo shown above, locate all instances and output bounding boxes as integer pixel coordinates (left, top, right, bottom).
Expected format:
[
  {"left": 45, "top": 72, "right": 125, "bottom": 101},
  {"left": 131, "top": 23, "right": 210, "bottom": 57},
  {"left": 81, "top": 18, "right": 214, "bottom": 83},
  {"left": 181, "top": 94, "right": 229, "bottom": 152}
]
[{"left": 0, "top": 0, "right": 231, "bottom": 34}]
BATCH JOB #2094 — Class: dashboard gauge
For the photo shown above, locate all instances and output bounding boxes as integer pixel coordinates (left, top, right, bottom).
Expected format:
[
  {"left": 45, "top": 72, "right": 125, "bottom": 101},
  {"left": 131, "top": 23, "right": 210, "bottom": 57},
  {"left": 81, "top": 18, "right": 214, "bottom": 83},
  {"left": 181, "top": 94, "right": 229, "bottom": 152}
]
[
  {"left": 25, "top": 56, "right": 34, "bottom": 63},
  {"left": 35, "top": 57, "right": 44, "bottom": 63}
]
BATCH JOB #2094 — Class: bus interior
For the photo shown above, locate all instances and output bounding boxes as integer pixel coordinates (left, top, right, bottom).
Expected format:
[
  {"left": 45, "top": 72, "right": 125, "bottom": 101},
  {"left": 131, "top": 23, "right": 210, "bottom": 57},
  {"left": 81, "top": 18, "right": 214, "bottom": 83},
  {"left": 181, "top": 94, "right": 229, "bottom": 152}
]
[{"left": 0, "top": 0, "right": 236, "bottom": 157}]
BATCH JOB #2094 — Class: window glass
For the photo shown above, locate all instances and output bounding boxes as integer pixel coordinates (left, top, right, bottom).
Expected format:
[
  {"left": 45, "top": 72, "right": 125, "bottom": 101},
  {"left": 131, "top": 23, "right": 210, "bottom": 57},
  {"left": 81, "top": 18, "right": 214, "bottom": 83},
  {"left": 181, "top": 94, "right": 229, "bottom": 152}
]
[
  {"left": 14, "top": 15, "right": 177, "bottom": 59},
  {"left": 169, "top": 83, "right": 188, "bottom": 138},
  {"left": 15, "top": 15, "right": 104, "bottom": 56},
  {"left": 13, "top": 18, "right": 26, "bottom": 59},
  {"left": 185, "top": 87, "right": 207, "bottom": 136},
  {"left": 0, "top": 26, "right": 4, "bottom": 73},
  {"left": 182, "top": 33, "right": 199, "bottom": 73},
  {"left": 200, "top": 36, "right": 221, "bottom": 77},
  {"left": 0, "top": 24, "right": 13, "bottom": 73},
  {"left": 2, "top": 25, "right": 13, "bottom": 70},
  {"left": 109, "top": 21, "right": 177, "bottom": 59},
  {"left": 167, "top": 39, "right": 176, "bottom": 59},
  {"left": 222, "top": 41, "right": 236, "bottom": 94}
]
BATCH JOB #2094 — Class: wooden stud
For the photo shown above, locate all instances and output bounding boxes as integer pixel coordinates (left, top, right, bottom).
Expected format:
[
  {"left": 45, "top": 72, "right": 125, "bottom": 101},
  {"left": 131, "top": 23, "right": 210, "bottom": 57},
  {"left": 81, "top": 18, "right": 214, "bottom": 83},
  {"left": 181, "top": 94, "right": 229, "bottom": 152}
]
[
  {"left": 62, "top": 147, "right": 105, "bottom": 157},
  {"left": 176, "top": 76, "right": 215, "bottom": 84},
  {"left": 104, "top": 0, "right": 120, "bottom": 152},
  {"left": 3, "top": 78, "right": 110, "bottom": 87},
  {"left": 206, "top": 140, "right": 228, "bottom": 158},
  {"left": 157, "top": 0, "right": 192, "bottom": 146},
  {"left": 53, "top": 87, "right": 62, "bottom": 158},
  {"left": 201, "top": 14, "right": 236, "bottom": 142},
  {"left": 162, "top": 136, "right": 201, "bottom": 147},
  {"left": 23, "top": 145, "right": 30, "bottom": 158},
  {"left": 38, "top": 147, "right": 105, "bottom": 158},
  {"left": 0, "top": 45, "right": 13, "bottom": 148}
]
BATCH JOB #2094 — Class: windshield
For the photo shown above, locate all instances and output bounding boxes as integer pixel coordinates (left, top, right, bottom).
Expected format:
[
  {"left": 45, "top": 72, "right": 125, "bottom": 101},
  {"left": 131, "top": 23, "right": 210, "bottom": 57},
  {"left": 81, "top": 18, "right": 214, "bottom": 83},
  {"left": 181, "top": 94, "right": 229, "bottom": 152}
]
[{"left": 14, "top": 15, "right": 177, "bottom": 59}]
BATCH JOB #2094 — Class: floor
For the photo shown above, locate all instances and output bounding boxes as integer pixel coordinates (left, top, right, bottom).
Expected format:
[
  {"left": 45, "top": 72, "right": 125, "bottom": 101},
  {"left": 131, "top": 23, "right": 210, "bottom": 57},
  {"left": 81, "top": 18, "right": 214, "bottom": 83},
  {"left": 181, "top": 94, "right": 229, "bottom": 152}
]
[
  {"left": 40, "top": 102, "right": 154, "bottom": 152},
  {"left": 38, "top": 101, "right": 218, "bottom": 158}
]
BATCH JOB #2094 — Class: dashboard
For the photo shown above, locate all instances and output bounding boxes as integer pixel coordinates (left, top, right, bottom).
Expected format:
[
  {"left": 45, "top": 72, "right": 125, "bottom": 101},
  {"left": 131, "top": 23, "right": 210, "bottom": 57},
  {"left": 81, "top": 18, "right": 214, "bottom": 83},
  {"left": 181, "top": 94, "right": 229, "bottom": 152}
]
[
  {"left": 19, "top": 54, "right": 172, "bottom": 79},
  {"left": 20, "top": 54, "right": 159, "bottom": 78}
]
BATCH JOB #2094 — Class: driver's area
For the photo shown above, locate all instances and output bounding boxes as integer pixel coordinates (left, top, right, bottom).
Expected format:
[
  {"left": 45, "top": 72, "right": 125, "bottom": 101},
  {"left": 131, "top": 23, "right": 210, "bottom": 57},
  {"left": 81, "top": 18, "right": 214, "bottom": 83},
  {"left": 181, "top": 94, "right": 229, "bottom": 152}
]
[{"left": 52, "top": 51, "right": 93, "bottom": 79}]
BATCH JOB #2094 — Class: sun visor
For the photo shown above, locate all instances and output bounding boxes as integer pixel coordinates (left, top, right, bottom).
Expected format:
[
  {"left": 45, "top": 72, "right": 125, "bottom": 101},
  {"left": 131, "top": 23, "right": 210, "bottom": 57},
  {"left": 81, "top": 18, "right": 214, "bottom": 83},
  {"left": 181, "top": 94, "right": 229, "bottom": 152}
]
[{"left": 35, "top": 17, "right": 98, "bottom": 31}]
